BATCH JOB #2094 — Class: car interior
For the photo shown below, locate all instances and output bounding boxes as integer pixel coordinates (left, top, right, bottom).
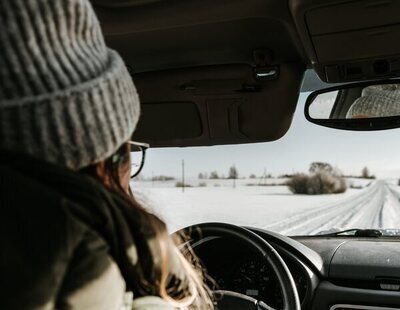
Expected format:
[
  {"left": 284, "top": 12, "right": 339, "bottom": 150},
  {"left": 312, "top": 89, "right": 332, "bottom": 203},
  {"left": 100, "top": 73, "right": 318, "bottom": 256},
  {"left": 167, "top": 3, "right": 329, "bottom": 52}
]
[{"left": 91, "top": 0, "right": 400, "bottom": 309}]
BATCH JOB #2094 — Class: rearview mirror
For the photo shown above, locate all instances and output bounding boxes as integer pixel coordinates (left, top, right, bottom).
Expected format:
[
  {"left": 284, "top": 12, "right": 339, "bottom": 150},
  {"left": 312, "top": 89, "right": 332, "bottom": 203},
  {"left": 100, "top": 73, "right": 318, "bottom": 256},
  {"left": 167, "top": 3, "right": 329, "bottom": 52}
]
[{"left": 305, "top": 80, "right": 400, "bottom": 130}]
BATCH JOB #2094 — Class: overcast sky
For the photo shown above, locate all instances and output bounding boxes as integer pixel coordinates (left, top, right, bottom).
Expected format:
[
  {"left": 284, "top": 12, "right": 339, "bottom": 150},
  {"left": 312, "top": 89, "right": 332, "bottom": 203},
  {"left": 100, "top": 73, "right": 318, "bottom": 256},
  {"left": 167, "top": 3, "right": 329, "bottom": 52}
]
[{"left": 139, "top": 93, "right": 400, "bottom": 179}]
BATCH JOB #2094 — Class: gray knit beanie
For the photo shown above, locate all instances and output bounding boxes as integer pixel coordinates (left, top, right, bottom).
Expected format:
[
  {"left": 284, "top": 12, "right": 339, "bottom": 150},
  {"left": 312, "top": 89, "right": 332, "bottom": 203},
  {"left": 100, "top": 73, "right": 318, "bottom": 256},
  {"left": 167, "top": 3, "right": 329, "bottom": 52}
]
[
  {"left": 347, "top": 84, "right": 400, "bottom": 118},
  {"left": 0, "top": 0, "right": 140, "bottom": 170}
]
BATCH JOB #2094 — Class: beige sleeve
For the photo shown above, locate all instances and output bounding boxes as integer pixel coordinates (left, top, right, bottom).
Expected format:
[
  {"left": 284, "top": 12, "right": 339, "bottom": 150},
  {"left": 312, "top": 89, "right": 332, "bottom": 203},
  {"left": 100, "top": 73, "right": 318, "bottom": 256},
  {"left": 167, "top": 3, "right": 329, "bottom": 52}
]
[
  {"left": 64, "top": 258, "right": 126, "bottom": 310},
  {"left": 131, "top": 296, "right": 176, "bottom": 310}
]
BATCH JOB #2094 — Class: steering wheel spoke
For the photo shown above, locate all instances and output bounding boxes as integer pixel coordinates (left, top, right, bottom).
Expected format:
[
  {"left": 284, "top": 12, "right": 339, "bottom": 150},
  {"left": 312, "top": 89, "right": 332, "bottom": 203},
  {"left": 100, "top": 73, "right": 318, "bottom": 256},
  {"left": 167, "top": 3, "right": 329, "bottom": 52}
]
[{"left": 213, "top": 290, "right": 277, "bottom": 310}]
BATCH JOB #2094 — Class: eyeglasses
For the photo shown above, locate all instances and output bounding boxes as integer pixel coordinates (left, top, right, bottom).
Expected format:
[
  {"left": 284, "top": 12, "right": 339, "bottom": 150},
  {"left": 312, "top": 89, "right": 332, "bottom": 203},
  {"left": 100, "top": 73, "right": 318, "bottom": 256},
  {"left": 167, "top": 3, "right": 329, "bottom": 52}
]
[{"left": 127, "top": 141, "right": 149, "bottom": 178}]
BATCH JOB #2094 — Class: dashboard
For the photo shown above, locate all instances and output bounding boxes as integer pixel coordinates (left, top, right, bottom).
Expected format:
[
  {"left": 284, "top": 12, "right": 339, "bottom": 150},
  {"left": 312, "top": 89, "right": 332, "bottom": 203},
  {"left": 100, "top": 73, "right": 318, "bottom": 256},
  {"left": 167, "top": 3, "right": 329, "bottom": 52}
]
[
  {"left": 193, "top": 235, "right": 315, "bottom": 309},
  {"left": 228, "top": 256, "right": 308, "bottom": 308},
  {"left": 189, "top": 227, "right": 400, "bottom": 310}
]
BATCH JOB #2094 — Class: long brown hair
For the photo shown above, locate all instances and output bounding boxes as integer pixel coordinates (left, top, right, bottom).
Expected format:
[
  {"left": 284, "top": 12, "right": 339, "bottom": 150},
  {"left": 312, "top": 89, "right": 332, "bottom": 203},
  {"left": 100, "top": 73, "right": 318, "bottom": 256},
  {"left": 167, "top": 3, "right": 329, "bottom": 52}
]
[{"left": 80, "top": 143, "right": 214, "bottom": 309}]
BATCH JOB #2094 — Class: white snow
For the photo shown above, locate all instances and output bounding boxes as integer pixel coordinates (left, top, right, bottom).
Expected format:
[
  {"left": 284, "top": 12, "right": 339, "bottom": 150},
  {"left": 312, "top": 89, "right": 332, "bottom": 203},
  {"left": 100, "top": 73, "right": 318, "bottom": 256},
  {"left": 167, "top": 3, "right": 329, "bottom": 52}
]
[
  {"left": 308, "top": 91, "right": 338, "bottom": 119},
  {"left": 131, "top": 177, "right": 394, "bottom": 235}
]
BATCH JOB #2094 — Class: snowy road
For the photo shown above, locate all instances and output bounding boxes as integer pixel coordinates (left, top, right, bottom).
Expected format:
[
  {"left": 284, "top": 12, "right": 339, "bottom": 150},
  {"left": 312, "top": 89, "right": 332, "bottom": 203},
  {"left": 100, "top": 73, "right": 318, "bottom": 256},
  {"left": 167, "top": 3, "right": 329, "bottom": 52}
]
[
  {"left": 263, "top": 180, "right": 400, "bottom": 235},
  {"left": 133, "top": 180, "right": 400, "bottom": 235}
]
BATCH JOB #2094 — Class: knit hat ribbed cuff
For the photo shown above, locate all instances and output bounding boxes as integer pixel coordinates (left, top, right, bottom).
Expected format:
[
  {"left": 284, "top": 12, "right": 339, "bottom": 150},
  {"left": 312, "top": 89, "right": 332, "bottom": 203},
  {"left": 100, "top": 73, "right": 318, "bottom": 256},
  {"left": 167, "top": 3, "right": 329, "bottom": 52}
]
[{"left": 0, "top": 50, "right": 140, "bottom": 170}]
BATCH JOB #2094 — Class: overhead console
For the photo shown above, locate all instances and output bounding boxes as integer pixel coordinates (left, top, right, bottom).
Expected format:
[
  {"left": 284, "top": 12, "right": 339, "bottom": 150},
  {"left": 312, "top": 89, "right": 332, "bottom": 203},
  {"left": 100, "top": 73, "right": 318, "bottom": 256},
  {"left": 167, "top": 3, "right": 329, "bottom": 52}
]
[{"left": 290, "top": 0, "right": 400, "bottom": 83}]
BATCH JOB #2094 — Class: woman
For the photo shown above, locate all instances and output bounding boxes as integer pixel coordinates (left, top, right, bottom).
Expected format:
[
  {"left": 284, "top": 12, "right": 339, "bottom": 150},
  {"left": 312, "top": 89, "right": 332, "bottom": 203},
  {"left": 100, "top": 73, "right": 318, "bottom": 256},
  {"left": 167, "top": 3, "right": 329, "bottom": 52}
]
[
  {"left": 347, "top": 84, "right": 400, "bottom": 119},
  {"left": 0, "top": 0, "right": 213, "bottom": 309}
]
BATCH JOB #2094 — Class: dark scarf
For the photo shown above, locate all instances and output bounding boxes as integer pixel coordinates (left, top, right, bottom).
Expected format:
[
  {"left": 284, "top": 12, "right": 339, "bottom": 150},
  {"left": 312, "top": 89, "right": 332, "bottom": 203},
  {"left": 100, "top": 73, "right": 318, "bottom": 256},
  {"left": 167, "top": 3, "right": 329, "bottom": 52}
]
[{"left": 0, "top": 152, "right": 187, "bottom": 302}]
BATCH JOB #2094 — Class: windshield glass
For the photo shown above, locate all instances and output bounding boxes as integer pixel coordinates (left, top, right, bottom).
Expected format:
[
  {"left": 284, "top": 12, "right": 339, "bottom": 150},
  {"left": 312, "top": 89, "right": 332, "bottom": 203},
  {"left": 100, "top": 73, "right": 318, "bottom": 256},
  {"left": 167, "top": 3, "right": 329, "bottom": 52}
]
[{"left": 131, "top": 92, "right": 400, "bottom": 236}]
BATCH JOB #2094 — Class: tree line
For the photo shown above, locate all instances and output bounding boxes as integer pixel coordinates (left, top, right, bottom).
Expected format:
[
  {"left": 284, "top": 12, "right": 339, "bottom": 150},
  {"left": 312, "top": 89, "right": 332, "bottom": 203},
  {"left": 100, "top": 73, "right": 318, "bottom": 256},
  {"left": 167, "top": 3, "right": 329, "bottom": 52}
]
[{"left": 198, "top": 165, "right": 239, "bottom": 180}]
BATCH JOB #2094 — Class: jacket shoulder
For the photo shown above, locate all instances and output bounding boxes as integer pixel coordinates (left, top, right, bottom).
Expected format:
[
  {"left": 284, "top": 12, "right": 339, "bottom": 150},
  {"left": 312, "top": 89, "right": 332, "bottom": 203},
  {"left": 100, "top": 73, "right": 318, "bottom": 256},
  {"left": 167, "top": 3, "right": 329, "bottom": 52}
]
[{"left": 0, "top": 165, "right": 110, "bottom": 309}]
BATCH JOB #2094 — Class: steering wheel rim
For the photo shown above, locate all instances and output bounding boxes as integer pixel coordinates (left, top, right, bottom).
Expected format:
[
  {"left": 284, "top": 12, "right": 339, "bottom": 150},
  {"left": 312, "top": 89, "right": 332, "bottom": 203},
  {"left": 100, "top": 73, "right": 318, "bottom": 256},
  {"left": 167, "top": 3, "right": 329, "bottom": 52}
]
[{"left": 180, "top": 222, "right": 301, "bottom": 310}]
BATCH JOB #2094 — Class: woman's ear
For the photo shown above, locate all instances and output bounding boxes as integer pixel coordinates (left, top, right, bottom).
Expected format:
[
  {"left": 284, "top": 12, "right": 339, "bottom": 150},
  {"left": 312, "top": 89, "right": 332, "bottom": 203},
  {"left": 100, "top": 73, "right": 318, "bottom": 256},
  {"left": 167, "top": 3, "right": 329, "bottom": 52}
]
[{"left": 95, "top": 160, "right": 111, "bottom": 186}]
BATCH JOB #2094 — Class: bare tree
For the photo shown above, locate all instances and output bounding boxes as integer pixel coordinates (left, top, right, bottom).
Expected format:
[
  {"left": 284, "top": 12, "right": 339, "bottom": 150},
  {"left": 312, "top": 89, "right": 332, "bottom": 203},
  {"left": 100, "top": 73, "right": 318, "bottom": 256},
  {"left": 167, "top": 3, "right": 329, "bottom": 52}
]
[
  {"left": 309, "top": 162, "right": 333, "bottom": 174},
  {"left": 210, "top": 171, "right": 219, "bottom": 179},
  {"left": 228, "top": 165, "right": 238, "bottom": 188},
  {"left": 362, "top": 167, "right": 370, "bottom": 179},
  {"left": 228, "top": 165, "right": 238, "bottom": 179}
]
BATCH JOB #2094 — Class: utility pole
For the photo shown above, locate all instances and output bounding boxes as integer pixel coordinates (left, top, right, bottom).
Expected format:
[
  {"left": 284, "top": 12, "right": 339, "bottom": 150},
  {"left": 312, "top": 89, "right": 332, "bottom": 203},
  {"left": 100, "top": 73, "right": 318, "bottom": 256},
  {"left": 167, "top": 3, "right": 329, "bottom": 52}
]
[
  {"left": 258, "top": 168, "right": 267, "bottom": 186},
  {"left": 233, "top": 164, "right": 236, "bottom": 189},
  {"left": 182, "top": 160, "right": 185, "bottom": 193}
]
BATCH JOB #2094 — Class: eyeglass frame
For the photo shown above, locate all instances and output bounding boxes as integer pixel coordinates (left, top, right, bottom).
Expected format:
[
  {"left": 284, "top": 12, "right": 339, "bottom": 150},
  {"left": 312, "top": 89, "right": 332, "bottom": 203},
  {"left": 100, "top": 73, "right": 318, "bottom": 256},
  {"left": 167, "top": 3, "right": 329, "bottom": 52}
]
[{"left": 127, "top": 141, "right": 149, "bottom": 178}]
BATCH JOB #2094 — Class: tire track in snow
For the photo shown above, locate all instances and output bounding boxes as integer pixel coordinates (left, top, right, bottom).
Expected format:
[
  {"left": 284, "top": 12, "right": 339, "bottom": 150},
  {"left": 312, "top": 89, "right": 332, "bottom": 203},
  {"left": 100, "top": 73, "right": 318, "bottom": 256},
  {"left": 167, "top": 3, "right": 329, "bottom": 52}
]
[
  {"left": 384, "top": 185, "right": 400, "bottom": 227},
  {"left": 262, "top": 182, "right": 379, "bottom": 234},
  {"left": 263, "top": 181, "right": 400, "bottom": 235}
]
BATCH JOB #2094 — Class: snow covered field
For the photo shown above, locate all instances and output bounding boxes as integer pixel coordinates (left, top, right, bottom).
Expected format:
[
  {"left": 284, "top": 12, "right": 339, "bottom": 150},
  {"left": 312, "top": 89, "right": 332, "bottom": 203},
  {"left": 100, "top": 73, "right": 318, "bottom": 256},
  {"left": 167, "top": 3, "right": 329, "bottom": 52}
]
[{"left": 131, "top": 178, "right": 400, "bottom": 235}]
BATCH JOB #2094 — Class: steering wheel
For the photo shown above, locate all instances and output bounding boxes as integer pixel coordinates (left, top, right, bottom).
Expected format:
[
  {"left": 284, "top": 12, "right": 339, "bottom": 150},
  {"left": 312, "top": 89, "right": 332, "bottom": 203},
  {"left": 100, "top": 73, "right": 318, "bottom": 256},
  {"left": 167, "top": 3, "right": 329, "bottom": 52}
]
[{"left": 178, "top": 222, "right": 301, "bottom": 310}]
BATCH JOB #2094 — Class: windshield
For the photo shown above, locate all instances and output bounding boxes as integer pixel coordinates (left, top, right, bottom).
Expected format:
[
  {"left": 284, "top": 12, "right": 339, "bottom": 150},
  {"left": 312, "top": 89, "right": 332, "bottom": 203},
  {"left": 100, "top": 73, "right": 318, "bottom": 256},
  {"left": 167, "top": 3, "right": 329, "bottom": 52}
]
[{"left": 131, "top": 92, "right": 400, "bottom": 236}]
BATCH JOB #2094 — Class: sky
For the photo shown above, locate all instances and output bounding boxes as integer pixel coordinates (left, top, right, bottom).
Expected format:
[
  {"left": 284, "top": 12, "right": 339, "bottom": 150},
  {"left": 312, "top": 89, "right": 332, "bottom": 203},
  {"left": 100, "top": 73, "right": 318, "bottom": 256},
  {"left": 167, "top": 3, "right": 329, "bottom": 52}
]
[{"left": 139, "top": 92, "right": 400, "bottom": 179}]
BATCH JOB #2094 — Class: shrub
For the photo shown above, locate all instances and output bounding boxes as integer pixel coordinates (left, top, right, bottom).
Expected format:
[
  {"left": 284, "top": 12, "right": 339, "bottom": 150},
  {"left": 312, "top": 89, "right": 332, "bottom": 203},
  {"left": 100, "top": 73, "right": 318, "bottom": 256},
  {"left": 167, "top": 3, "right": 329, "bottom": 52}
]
[
  {"left": 198, "top": 182, "right": 207, "bottom": 187},
  {"left": 152, "top": 175, "right": 175, "bottom": 181},
  {"left": 287, "top": 171, "right": 347, "bottom": 195},
  {"left": 286, "top": 173, "right": 309, "bottom": 194},
  {"left": 175, "top": 182, "right": 192, "bottom": 188},
  {"left": 279, "top": 174, "right": 295, "bottom": 178}
]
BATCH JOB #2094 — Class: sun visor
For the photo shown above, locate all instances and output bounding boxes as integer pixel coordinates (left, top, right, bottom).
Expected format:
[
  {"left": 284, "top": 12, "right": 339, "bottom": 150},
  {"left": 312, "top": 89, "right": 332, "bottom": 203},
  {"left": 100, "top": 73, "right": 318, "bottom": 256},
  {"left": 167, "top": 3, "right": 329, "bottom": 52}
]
[
  {"left": 134, "top": 102, "right": 202, "bottom": 141},
  {"left": 132, "top": 64, "right": 304, "bottom": 147}
]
